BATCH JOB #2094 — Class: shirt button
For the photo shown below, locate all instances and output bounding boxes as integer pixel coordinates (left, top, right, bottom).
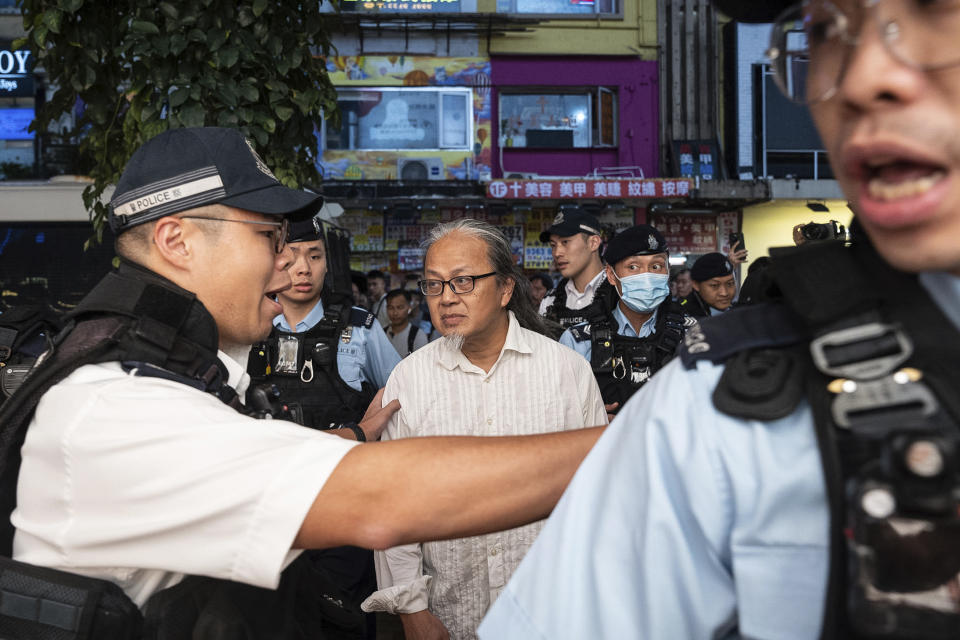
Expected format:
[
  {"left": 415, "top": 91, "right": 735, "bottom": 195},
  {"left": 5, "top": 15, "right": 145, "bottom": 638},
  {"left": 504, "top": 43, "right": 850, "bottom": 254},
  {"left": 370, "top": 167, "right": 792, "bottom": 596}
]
[{"left": 486, "top": 418, "right": 493, "bottom": 425}]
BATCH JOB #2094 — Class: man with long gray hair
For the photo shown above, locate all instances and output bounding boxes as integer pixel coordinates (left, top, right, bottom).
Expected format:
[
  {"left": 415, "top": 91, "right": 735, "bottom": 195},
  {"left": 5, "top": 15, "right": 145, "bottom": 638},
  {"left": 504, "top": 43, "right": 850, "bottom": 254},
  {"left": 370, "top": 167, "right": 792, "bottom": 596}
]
[{"left": 361, "top": 219, "right": 606, "bottom": 640}]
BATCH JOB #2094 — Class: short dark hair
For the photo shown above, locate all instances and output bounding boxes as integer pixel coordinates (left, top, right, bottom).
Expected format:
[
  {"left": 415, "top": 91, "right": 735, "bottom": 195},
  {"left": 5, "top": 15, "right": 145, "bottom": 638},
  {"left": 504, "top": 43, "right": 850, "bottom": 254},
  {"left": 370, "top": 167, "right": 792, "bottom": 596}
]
[
  {"left": 386, "top": 288, "right": 412, "bottom": 304},
  {"left": 669, "top": 267, "right": 690, "bottom": 283},
  {"left": 529, "top": 273, "right": 554, "bottom": 291},
  {"left": 367, "top": 269, "right": 387, "bottom": 282},
  {"left": 350, "top": 270, "right": 368, "bottom": 292}
]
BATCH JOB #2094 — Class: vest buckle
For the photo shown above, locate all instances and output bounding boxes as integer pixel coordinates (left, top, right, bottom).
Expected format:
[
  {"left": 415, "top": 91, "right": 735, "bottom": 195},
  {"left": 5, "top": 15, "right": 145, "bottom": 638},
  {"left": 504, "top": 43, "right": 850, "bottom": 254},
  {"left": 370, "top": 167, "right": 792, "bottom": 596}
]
[{"left": 810, "top": 322, "right": 912, "bottom": 380}]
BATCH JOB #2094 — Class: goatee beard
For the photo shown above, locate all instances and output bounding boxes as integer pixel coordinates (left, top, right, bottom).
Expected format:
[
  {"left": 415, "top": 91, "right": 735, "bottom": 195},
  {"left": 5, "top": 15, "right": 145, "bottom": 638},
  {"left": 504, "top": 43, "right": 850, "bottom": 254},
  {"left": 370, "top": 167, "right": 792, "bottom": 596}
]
[{"left": 441, "top": 332, "right": 465, "bottom": 352}]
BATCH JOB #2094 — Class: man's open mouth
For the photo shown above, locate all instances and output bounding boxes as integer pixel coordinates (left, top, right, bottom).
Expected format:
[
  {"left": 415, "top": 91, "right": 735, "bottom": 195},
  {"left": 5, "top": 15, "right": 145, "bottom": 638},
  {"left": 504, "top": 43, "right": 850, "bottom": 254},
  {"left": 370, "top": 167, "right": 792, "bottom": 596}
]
[{"left": 864, "top": 159, "right": 947, "bottom": 202}]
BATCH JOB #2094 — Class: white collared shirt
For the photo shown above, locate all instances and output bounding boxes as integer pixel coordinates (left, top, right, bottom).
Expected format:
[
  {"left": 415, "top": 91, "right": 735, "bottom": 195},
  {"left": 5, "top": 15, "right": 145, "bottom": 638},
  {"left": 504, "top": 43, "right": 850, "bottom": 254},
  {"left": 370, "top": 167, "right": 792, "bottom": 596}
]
[
  {"left": 538, "top": 269, "right": 606, "bottom": 315},
  {"left": 13, "top": 350, "right": 358, "bottom": 607},
  {"left": 361, "top": 311, "right": 607, "bottom": 639}
]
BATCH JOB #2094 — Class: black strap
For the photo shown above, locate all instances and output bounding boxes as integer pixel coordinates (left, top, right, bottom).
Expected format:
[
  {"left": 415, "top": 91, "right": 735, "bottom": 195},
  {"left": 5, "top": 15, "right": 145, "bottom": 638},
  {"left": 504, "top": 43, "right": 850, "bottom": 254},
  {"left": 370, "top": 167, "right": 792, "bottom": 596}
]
[
  {"left": 407, "top": 324, "right": 419, "bottom": 354},
  {"left": 772, "top": 230, "right": 960, "bottom": 640}
]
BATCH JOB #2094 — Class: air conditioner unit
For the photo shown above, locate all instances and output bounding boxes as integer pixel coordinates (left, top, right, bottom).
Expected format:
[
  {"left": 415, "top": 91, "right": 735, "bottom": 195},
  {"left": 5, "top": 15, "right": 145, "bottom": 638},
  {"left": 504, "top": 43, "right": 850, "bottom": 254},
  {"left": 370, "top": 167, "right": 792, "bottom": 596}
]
[
  {"left": 505, "top": 172, "right": 540, "bottom": 180},
  {"left": 398, "top": 157, "right": 445, "bottom": 181}
]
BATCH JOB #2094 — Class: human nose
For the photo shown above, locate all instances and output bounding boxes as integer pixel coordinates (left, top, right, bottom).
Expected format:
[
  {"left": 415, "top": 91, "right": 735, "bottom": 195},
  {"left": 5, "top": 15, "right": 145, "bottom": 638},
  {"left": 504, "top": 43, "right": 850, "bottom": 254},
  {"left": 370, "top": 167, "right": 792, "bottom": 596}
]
[
  {"left": 439, "top": 281, "right": 459, "bottom": 304},
  {"left": 276, "top": 244, "right": 294, "bottom": 272},
  {"left": 833, "top": 9, "right": 926, "bottom": 110}
]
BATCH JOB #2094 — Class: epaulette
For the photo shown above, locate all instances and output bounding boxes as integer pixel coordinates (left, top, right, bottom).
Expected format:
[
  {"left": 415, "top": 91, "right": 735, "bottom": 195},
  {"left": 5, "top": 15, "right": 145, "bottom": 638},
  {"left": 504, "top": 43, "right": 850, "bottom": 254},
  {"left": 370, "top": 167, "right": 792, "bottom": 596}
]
[
  {"left": 680, "top": 303, "right": 812, "bottom": 421},
  {"left": 566, "top": 323, "right": 591, "bottom": 343},
  {"left": 679, "top": 303, "right": 807, "bottom": 370},
  {"left": 350, "top": 307, "right": 376, "bottom": 329}
]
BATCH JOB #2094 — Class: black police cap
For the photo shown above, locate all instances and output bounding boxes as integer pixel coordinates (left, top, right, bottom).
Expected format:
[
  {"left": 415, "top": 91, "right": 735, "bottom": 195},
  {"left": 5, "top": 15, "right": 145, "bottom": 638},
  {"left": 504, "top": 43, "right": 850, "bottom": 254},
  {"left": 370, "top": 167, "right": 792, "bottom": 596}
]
[
  {"left": 109, "top": 127, "right": 323, "bottom": 234},
  {"left": 538, "top": 207, "right": 602, "bottom": 244},
  {"left": 691, "top": 252, "right": 735, "bottom": 282},
  {"left": 603, "top": 225, "right": 668, "bottom": 265},
  {"left": 712, "top": 0, "right": 795, "bottom": 22},
  {"left": 287, "top": 216, "right": 323, "bottom": 243}
]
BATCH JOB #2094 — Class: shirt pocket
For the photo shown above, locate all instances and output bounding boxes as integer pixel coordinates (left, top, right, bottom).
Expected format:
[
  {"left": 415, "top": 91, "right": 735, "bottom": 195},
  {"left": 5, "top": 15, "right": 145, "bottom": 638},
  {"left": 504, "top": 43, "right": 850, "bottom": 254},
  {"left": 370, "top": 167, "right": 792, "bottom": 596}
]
[
  {"left": 336, "top": 344, "right": 365, "bottom": 391},
  {"left": 732, "top": 543, "right": 828, "bottom": 640}
]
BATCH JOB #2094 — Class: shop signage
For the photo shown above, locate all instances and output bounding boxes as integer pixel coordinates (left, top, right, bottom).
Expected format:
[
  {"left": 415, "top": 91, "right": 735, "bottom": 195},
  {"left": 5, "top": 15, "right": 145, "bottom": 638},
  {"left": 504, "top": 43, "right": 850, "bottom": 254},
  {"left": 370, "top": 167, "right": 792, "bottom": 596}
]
[
  {"left": 486, "top": 178, "right": 693, "bottom": 200},
  {"left": 0, "top": 45, "right": 34, "bottom": 97},
  {"left": 340, "top": 0, "right": 460, "bottom": 12}
]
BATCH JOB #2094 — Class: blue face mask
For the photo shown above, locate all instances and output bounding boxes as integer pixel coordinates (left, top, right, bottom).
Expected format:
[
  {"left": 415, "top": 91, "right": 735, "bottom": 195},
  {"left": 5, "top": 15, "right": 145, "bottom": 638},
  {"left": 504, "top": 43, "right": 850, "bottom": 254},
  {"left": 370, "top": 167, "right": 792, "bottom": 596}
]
[{"left": 612, "top": 271, "right": 670, "bottom": 313}]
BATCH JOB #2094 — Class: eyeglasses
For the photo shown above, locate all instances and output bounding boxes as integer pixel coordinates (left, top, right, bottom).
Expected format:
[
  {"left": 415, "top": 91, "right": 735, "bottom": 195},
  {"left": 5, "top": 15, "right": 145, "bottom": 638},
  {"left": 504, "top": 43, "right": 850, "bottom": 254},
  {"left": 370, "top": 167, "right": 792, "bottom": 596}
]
[
  {"left": 767, "top": 0, "right": 960, "bottom": 104},
  {"left": 418, "top": 272, "right": 497, "bottom": 296},
  {"left": 179, "top": 216, "right": 289, "bottom": 253}
]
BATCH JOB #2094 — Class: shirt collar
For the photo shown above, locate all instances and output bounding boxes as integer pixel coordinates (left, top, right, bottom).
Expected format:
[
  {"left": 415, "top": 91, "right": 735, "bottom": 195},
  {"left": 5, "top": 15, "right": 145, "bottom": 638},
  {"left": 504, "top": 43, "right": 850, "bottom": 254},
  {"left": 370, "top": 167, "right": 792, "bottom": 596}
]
[
  {"left": 274, "top": 299, "right": 325, "bottom": 333},
  {"left": 217, "top": 348, "right": 250, "bottom": 397},
  {"left": 565, "top": 269, "right": 606, "bottom": 297},
  {"left": 612, "top": 305, "right": 659, "bottom": 338},
  {"left": 437, "top": 311, "right": 531, "bottom": 373}
]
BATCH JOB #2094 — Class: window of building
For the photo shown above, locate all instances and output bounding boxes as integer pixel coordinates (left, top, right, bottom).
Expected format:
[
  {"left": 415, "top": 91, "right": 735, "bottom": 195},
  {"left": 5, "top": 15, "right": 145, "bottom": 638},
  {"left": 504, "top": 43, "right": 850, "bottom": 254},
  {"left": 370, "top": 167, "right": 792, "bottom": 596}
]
[
  {"left": 496, "top": 0, "right": 618, "bottom": 15},
  {"left": 325, "top": 87, "right": 472, "bottom": 151},
  {"left": 499, "top": 88, "right": 617, "bottom": 149}
]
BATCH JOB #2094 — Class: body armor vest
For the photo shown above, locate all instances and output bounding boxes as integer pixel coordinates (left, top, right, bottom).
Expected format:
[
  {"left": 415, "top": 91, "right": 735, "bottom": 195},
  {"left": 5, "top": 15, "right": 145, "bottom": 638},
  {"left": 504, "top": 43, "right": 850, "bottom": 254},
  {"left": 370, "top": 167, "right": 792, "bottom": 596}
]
[
  {"left": 682, "top": 229, "right": 960, "bottom": 640},
  {"left": 0, "top": 262, "right": 345, "bottom": 639},
  {"left": 543, "top": 277, "right": 605, "bottom": 329},
  {"left": 571, "top": 282, "right": 687, "bottom": 410},
  {"left": 248, "top": 305, "right": 377, "bottom": 429}
]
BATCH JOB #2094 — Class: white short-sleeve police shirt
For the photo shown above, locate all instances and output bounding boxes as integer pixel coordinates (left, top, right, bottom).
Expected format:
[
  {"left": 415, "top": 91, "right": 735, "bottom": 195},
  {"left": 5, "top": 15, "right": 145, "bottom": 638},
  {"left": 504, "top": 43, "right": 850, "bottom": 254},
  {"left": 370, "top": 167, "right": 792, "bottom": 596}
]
[{"left": 11, "top": 350, "right": 358, "bottom": 608}]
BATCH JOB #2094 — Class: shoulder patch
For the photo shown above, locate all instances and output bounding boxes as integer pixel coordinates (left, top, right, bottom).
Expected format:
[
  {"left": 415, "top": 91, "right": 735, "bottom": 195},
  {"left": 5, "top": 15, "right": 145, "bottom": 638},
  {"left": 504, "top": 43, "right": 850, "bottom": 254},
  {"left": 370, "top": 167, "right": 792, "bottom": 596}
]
[
  {"left": 567, "top": 323, "right": 591, "bottom": 343},
  {"left": 350, "top": 307, "right": 376, "bottom": 329},
  {"left": 683, "top": 315, "right": 698, "bottom": 327},
  {"left": 679, "top": 303, "right": 808, "bottom": 370}
]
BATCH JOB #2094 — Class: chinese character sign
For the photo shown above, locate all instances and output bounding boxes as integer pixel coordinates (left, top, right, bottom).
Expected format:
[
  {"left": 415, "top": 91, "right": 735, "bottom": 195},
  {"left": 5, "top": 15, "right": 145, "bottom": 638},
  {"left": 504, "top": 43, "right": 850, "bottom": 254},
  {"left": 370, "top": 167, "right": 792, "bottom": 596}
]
[
  {"left": 647, "top": 214, "right": 720, "bottom": 254},
  {"left": 487, "top": 179, "right": 693, "bottom": 200}
]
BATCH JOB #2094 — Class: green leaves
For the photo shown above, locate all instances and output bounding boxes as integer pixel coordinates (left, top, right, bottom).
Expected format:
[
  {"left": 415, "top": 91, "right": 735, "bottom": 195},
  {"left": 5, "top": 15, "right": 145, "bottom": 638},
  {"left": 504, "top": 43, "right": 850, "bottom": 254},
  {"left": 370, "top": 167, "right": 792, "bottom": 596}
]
[
  {"left": 20, "top": 0, "right": 335, "bottom": 244},
  {"left": 131, "top": 20, "right": 160, "bottom": 35}
]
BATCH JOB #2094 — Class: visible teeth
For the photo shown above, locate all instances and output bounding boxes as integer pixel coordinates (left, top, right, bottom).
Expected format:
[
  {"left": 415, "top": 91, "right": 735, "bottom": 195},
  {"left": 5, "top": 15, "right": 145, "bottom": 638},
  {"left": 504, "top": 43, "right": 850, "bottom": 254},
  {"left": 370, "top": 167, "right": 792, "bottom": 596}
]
[{"left": 868, "top": 171, "right": 945, "bottom": 201}]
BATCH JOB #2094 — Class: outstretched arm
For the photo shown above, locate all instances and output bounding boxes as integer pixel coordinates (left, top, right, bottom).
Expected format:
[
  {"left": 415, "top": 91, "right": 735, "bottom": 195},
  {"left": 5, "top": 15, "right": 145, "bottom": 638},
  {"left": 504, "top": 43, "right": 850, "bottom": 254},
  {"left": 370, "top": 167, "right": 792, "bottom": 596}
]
[{"left": 293, "top": 426, "right": 604, "bottom": 550}]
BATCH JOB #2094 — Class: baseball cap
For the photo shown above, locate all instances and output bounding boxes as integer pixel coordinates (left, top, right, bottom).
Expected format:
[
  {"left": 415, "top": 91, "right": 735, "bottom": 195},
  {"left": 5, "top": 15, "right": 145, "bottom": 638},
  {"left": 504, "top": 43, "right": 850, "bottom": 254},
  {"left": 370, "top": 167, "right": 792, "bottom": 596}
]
[
  {"left": 109, "top": 127, "right": 323, "bottom": 234},
  {"left": 287, "top": 216, "right": 323, "bottom": 243},
  {"left": 691, "top": 252, "right": 735, "bottom": 282},
  {"left": 712, "top": 0, "right": 795, "bottom": 22},
  {"left": 603, "top": 225, "right": 668, "bottom": 265},
  {"left": 538, "top": 207, "right": 602, "bottom": 244}
]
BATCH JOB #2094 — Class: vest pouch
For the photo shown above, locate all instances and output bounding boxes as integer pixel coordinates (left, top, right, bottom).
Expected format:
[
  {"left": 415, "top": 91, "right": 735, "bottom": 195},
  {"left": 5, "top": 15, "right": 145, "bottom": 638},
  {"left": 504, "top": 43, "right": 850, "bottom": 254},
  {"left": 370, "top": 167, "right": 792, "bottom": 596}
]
[
  {"left": 847, "top": 515, "right": 960, "bottom": 639},
  {"left": 0, "top": 555, "right": 141, "bottom": 640},
  {"left": 142, "top": 554, "right": 339, "bottom": 640}
]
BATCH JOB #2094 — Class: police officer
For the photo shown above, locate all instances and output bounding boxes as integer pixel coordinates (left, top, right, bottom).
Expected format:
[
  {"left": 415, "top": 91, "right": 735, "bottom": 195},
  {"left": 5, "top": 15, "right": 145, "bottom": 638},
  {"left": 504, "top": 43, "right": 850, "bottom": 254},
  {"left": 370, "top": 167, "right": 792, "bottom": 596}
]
[
  {"left": 679, "top": 251, "right": 737, "bottom": 317},
  {"left": 249, "top": 217, "right": 400, "bottom": 430},
  {"left": 538, "top": 206, "right": 607, "bottom": 329},
  {"left": 479, "top": 0, "right": 960, "bottom": 638},
  {"left": 559, "top": 224, "right": 689, "bottom": 415},
  {"left": 248, "top": 217, "right": 401, "bottom": 639},
  {"left": 0, "top": 127, "right": 604, "bottom": 639}
]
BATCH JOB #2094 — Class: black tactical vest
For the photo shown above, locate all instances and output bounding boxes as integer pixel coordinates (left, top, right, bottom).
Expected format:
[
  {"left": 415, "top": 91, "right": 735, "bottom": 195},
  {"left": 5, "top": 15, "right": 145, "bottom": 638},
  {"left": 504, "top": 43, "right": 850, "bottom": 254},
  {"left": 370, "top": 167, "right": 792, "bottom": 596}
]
[
  {"left": 681, "top": 230, "right": 960, "bottom": 640},
  {"left": 248, "top": 305, "right": 377, "bottom": 429},
  {"left": 0, "top": 262, "right": 345, "bottom": 639},
  {"left": 542, "top": 277, "right": 606, "bottom": 330},
  {"left": 568, "top": 282, "right": 687, "bottom": 410}
]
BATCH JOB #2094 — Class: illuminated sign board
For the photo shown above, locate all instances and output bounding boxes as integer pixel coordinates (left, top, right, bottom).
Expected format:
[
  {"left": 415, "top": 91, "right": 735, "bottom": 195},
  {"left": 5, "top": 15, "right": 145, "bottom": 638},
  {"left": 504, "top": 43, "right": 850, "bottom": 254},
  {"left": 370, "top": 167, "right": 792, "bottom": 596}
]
[
  {"left": 486, "top": 178, "right": 694, "bottom": 200},
  {"left": 0, "top": 107, "right": 35, "bottom": 140},
  {"left": 0, "top": 43, "right": 34, "bottom": 98},
  {"left": 339, "top": 0, "right": 461, "bottom": 13}
]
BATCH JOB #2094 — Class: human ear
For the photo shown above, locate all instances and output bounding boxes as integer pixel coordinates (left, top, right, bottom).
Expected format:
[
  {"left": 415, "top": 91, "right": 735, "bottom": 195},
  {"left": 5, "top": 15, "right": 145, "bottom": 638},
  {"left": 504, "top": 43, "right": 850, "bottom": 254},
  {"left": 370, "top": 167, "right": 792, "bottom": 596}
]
[
  {"left": 152, "top": 217, "right": 191, "bottom": 267},
  {"left": 605, "top": 265, "right": 618, "bottom": 287},
  {"left": 500, "top": 277, "right": 516, "bottom": 308}
]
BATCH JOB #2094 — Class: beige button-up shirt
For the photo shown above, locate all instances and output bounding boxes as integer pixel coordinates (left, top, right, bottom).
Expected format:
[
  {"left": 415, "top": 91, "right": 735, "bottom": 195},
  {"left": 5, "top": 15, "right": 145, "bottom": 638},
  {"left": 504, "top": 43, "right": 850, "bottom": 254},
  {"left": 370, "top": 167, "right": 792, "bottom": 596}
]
[{"left": 361, "top": 311, "right": 607, "bottom": 639}]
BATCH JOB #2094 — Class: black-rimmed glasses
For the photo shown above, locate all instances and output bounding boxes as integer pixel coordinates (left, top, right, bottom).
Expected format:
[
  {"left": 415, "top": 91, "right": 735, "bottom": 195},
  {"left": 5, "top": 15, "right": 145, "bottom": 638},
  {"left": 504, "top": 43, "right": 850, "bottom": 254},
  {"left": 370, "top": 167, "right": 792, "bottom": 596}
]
[
  {"left": 179, "top": 216, "right": 289, "bottom": 254},
  {"left": 419, "top": 272, "right": 497, "bottom": 296}
]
